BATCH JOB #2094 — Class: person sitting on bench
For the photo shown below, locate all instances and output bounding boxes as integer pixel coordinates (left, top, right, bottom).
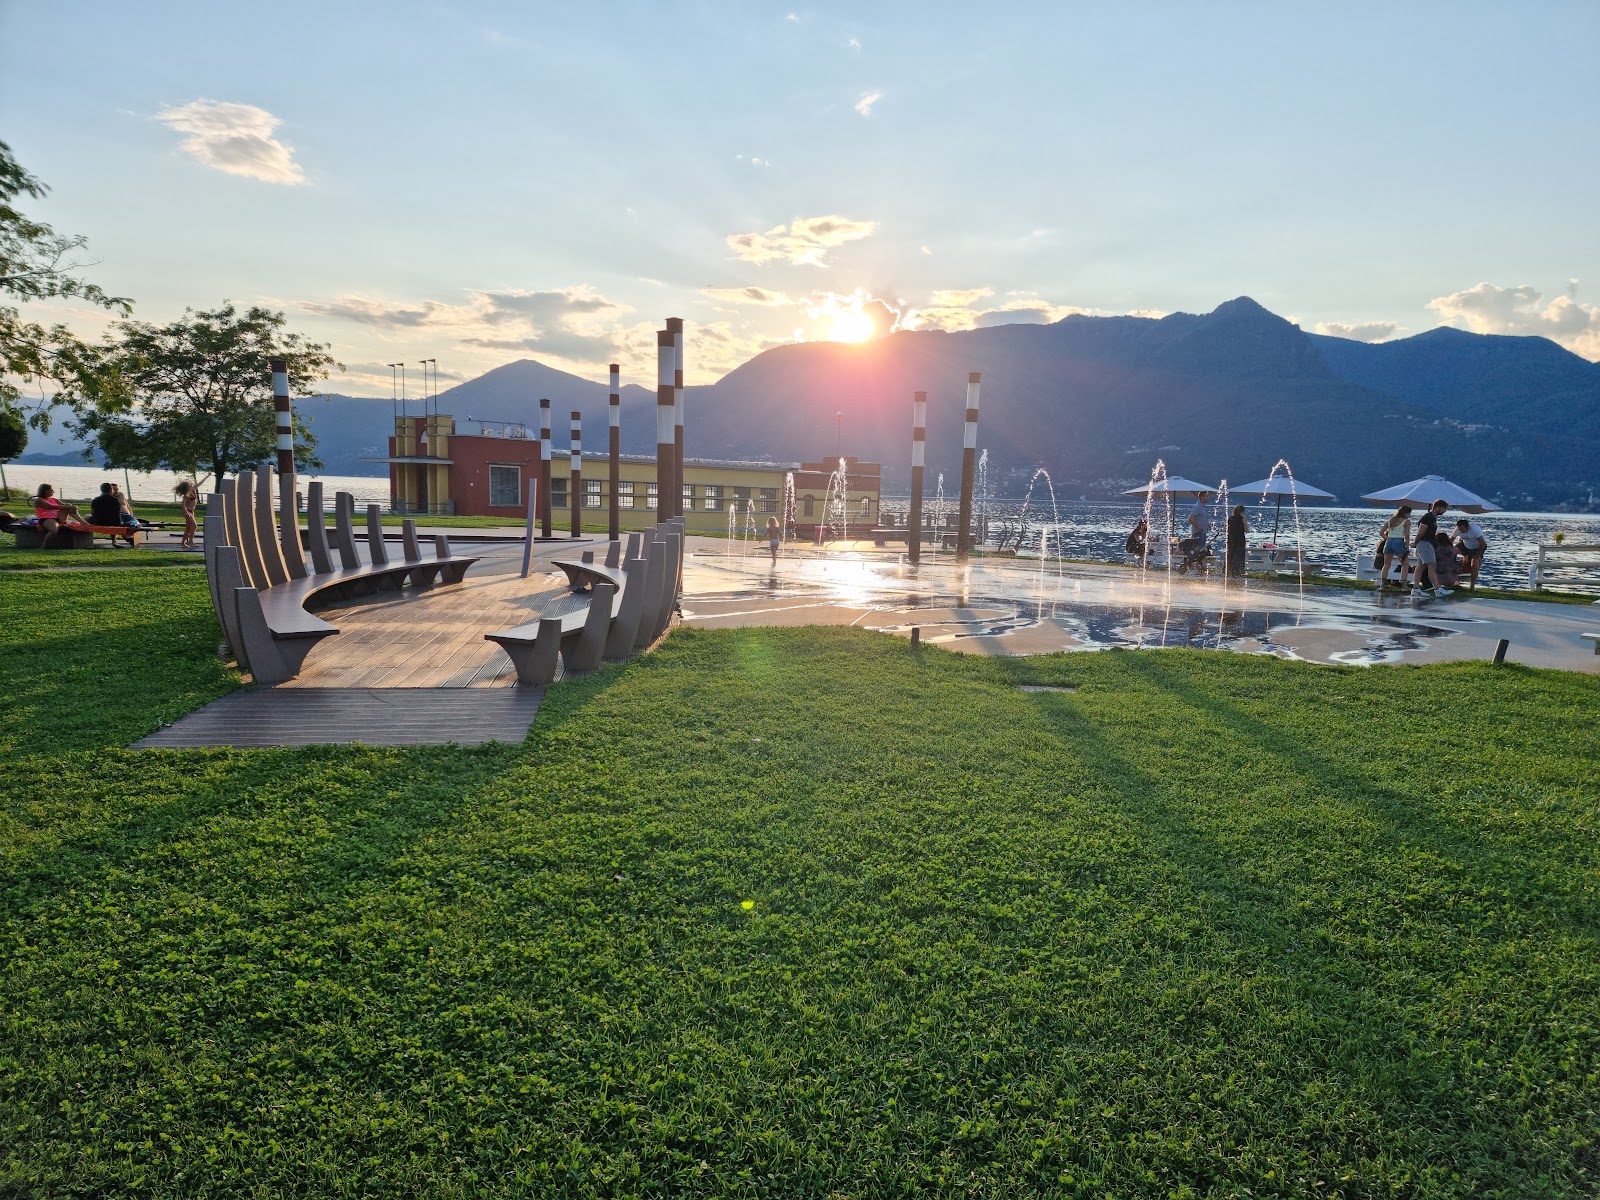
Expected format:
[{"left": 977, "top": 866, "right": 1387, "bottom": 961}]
[
  {"left": 90, "top": 482, "right": 138, "bottom": 547},
  {"left": 33, "top": 484, "right": 85, "bottom": 548},
  {"left": 112, "top": 483, "right": 143, "bottom": 544}
]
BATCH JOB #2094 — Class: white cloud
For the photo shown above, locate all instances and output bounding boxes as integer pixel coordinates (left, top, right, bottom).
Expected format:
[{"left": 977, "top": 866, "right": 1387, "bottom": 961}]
[
  {"left": 903, "top": 290, "right": 1090, "bottom": 333},
  {"left": 847, "top": 37, "right": 862, "bottom": 50},
  {"left": 156, "top": 100, "right": 305, "bottom": 185},
  {"left": 1315, "top": 320, "right": 1400, "bottom": 343},
  {"left": 1427, "top": 281, "right": 1600, "bottom": 361},
  {"left": 726, "top": 214, "right": 877, "bottom": 266},
  {"left": 702, "top": 286, "right": 794, "bottom": 306},
  {"left": 928, "top": 287, "right": 993, "bottom": 308},
  {"left": 854, "top": 90, "right": 882, "bottom": 117}
]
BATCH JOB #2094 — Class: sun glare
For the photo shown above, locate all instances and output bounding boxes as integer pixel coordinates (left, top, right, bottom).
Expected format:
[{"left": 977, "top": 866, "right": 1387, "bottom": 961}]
[{"left": 830, "top": 306, "right": 876, "bottom": 343}]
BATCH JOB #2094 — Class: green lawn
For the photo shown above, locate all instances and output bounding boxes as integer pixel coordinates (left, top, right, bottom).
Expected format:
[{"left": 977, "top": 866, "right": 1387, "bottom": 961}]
[{"left": 1, "top": 567, "right": 1597, "bottom": 1197}]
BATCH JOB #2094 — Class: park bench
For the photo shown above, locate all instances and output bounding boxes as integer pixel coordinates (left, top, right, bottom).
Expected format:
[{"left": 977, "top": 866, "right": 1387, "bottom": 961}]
[
  {"left": 485, "top": 519, "right": 684, "bottom": 687},
  {"left": 9, "top": 521, "right": 143, "bottom": 549},
  {"left": 1581, "top": 633, "right": 1599, "bottom": 655},
  {"left": 204, "top": 468, "right": 477, "bottom": 685},
  {"left": 869, "top": 527, "right": 908, "bottom": 546}
]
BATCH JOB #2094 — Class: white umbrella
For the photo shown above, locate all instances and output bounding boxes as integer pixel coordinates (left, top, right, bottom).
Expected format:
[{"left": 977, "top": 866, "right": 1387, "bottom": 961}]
[
  {"left": 1232, "top": 475, "right": 1337, "bottom": 540},
  {"left": 1361, "top": 474, "right": 1501, "bottom": 514},
  {"left": 1122, "top": 476, "right": 1217, "bottom": 496}
]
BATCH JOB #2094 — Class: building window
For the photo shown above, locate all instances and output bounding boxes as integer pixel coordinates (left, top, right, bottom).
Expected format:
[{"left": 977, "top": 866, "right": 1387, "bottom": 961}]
[
  {"left": 860, "top": 496, "right": 873, "bottom": 516},
  {"left": 488, "top": 465, "right": 521, "bottom": 508},
  {"left": 732, "top": 486, "right": 751, "bottom": 510},
  {"left": 585, "top": 479, "right": 603, "bottom": 509},
  {"left": 682, "top": 483, "right": 697, "bottom": 511},
  {"left": 759, "top": 487, "right": 777, "bottom": 514},
  {"left": 646, "top": 481, "right": 658, "bottom": 511},
  {"left": 618, "top": 480, "right": 635, "bottom": 508},
  {"left": 551, "top": 478, "right": 568, "bottom": 509},
  {"left": 703, "top": 484, "right": 723, "bottom": 512},
  {"left": 803, "top": 496, "right": 814, "bottom": 517}
]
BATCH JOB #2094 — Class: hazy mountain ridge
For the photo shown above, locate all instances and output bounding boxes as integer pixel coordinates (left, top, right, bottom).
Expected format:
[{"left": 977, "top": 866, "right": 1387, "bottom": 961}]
[{"left": 20, "top": 300, "right": 1599, "bottom": 507}]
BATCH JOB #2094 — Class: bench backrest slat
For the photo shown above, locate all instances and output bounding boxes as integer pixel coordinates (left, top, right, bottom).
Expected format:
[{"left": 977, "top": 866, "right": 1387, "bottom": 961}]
[
  {"left": 332, "top": 492, "right": 361, "bottom": 570},
  {"left": 253, "top": 466, "right": 290, "bottom": 589},
  {"left": 366, "top": 504, "right": 389, "bottom": 567},
  {"left": 279, "top": 474, "right": 309, "bottom": 580},
  {"left": 305, "top": 481, "right": 335, "bottom": 575},
  {"left": 233, "top": 470, "right": 269, "bottom": 590}
]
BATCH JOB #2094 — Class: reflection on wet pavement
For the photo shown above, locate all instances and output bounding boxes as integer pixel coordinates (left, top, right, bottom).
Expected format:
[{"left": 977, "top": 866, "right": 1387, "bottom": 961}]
[{"left": 681, "top": 543, "right": 1480, "bottom": 666}]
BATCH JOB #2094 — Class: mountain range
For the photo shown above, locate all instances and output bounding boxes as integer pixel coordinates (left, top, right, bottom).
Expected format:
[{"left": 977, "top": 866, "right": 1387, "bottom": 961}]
[{"left": 22, "top": 297, "right": 1600, "bottom": 508}]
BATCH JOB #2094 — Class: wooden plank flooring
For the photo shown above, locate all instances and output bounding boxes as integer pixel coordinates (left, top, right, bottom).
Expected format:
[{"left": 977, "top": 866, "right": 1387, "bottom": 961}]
[
  {"left": 133, "top": 687, "right": 545, "bottom": 747},
  {"left": 133, "top": 539, "right": 609, "bottom": 748}
]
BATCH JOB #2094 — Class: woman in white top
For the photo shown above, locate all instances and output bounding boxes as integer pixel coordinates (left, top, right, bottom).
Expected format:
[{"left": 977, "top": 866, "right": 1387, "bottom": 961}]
[{"left": 1378, "top": 505, "right": 1412, "bottom": 590}]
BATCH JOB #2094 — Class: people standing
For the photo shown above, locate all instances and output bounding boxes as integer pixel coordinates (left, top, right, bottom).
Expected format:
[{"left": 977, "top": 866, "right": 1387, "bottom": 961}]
[
  {"left": 1177, "top": 491, "right": 1211, "bottom": 572},
  {"left": 765, "top": 516, "right": 781, "bottom": 565},
  {"left": 174, "top": 479, "right": 199, "bottom": 549},
  {"left": 1225, "top": 505, "right": 1248, "bottom": 577},
  {"left": 1453, "top": 518, "right": 1488, "bottom": 592},
  {"left": 1378, "top": 505, "right": 1412, "bottom": 590},
  {"left": 1411, "top": 498, "right": 1452, "bottom": 599}
]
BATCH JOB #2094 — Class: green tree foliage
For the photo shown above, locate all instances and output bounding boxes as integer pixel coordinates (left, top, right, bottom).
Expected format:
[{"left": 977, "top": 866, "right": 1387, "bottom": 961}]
[
  {"left": 70, "top": 303, "right": 343, "bottom": 483},
  {"left": 0, "top": 406, "right": 24, "bottom": 461},
  {"left": 0, "top": 140, "right": 132, "bottom": 424}
]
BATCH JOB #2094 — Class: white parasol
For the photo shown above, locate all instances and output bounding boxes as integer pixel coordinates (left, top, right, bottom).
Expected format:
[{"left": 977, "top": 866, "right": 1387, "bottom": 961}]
[
  {"left": 1360, "top": 474, "right": 1501, "bottom": 514},
  {"left": 1232, "top": 475, "right": 1337, "bottom": 540},
  {"left": 1121, "top": 476, "right": 1217, "bottom": 496}
]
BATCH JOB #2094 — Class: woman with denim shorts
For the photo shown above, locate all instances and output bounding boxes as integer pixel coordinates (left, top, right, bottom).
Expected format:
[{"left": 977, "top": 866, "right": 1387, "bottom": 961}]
[{"left": 1378, "top": 505, "right": 1412, "bottom": 589}]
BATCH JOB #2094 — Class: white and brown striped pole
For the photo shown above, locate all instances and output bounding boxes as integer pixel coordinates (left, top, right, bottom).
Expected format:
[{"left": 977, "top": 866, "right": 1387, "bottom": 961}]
[
  {"left": 956, "top": 372, "right": 981, "bottom": 559},
  {"left": 666, "top": 316, "right": 685, "bottom": 519},
  {"left": 608, "top": 364, "right": 621, "bottom": 540},
  {"left": 271, "top": 357, "right": 293, "bottom": 476},
  {"left": 908, "top": 390, "right": 927, "bottom": 564},
  {"left": 655, "top": 329, "right": 674, "bottom": 524},
  {"left": 569, "top": 411, "right": 583, "bottom": 538},
  {"left": 539, "top": 398, "right": 553, "bottom": 538}
]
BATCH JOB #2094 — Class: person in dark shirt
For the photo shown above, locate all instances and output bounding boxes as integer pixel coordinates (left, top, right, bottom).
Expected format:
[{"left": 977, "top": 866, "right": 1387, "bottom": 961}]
[
  {"left": 1411, "top": 499, "right": 1452, "bottom": 598},
  {"left": 89, "top": 482, "right": 122, "bottom": 527}
]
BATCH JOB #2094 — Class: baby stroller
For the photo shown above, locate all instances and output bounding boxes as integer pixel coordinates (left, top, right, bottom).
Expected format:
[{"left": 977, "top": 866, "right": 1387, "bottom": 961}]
[{"left": 1175, "top": 536, "right": 1214, "bottom": 575}]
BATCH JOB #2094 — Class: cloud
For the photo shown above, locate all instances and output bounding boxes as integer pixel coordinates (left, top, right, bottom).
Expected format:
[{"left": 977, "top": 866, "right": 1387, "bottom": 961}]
[
  {"left": 734, "top": 153, "right": 770, "bottom": 167},
  {"left": 1426, "top": 281, "right": 1600, "bottom": 360},
  {"left": 297, "top": 287, "right": 637, "bottom": 374},
  {"left": 702, "top": 286, "right": 795, "bottom": 306},
  {"left": 928, "top": 287, "right": 993, "bottom": 308},
  {"left": 726, "top": 214, "right": 877, "bottom": 266},
  {"left": 156, "top": 100, "right": 305, "bottom": 185},
  {"left": 1315, "top": 320, "right": 1400, "bottom": 343},
  {"left": 847, "top": 37, "right": 862, "bottom": 50},
  {"left": 903, "top": 291, "right": 1090, "bottom": 333},
  {"left": 854, "top": 90, "right": 882, "bottom": 116}
]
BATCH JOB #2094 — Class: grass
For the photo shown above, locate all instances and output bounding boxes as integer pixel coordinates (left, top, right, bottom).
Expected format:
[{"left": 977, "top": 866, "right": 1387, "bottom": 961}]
[
  {"left": 1, "top": 566, "right": 1598, "bottom": 1197},
  {"left": 1304, "top": 572, "right": 1597, "bottom": 605}
]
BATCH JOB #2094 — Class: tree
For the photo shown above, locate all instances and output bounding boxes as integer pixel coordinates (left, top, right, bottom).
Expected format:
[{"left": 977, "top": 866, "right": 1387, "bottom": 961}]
[
  {"left": 69, "top": 303, "right": 343, "bottom": 483},
  {"left": 1, "top": 140, "right": 131, "bottom": 424},
  {"left": 0, "top": 406, "right": 24, "bottom": 499}
]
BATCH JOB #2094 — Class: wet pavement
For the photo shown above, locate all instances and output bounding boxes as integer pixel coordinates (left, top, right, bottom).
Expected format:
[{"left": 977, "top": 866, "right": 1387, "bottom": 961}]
[{"left": 681, "top": 538, "right": 1600, "bottom": 672}]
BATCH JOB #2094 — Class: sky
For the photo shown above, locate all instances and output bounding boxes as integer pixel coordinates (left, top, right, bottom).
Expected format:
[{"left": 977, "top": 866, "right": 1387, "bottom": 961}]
[{"left": 4, "top": 0, "right": 1599, "bottom": 400}]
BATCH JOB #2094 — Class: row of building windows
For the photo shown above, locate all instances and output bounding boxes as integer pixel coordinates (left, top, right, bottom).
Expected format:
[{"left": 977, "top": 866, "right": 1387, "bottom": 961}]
[{"left": 486, "top": 465, "right": 873, "bottom": 514}]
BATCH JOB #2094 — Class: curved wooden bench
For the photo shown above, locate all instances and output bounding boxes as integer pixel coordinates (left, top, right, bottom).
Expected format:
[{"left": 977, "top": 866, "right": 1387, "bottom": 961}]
[
  {"left": 551, "top": 557, "right": 626, "bottom": 593},
  {"left": 485, "top": 580, "right": 624, "bottom": 686},
  {"left": 206, "top": 472, "right": 478, "bottom": 684}
]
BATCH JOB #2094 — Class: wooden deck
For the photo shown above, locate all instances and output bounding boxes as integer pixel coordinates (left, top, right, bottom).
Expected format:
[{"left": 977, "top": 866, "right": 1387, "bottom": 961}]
[
  {"left": 133, "top": 687, "right": 545, "bottom": 747},
  {"left": 280, "top": 544, "right": 589, "bottom": 689},
  {"left": 135, "top": 540, "right": 606, "bottom": 748}
]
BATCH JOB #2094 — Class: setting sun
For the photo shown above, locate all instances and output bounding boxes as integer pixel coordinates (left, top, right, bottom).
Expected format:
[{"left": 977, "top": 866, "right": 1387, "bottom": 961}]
[{"left": 829, "top": 306, "right": 876, "bottom": 343}]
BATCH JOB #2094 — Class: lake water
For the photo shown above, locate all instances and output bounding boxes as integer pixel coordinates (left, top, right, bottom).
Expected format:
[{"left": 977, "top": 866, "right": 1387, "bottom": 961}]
[{"left": 2, "top": 464, "right": 393, "bottom": 510}]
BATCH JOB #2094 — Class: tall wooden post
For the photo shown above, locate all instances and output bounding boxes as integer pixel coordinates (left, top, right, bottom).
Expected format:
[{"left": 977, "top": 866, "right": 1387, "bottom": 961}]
[
  {"left": 908, "top": 390, "right": 926, "bottom": 564},
  {"left": 655, "top": 329, "right": 674, "bottom": 525},
  {"left": 956, "top": 372, "right": 981, "bottom": 560},
  {"left": 608, "top": 364, "right": 621, "bottom": 540},
  {"left": 667, "top": 317, "right": 685, "bottom": 518},
  {"left": 539, "top": 398, "right": 553, "bottom": 537},
  {"left": 271, "top": 357, "right": 293, "bottom": 476}
]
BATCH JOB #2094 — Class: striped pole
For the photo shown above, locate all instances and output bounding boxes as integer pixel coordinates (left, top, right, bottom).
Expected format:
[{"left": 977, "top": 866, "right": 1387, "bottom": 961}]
[
  {"left": 270, "top": 357, "right": 293, "bottom": 476},
  {"left": 666, "top": 317, "right": 685, "bottom": 518},
  {"left": 656, "top": 329, "right": 674, "bottom": 525},
  {"left": 569, "top": 410, "right": 583, "bottom": 538},
  {"left": 539, "top": 398, "right": 553, "bottom": 538},
  {"left": 908, "top": 390, "right": 926, "bottom": 564},
  {"left": 956, "top": 372, "right": 981, "bottom": 559},
  {"left": 608, "top": 364, "right": 621, "bottom": 540}
]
